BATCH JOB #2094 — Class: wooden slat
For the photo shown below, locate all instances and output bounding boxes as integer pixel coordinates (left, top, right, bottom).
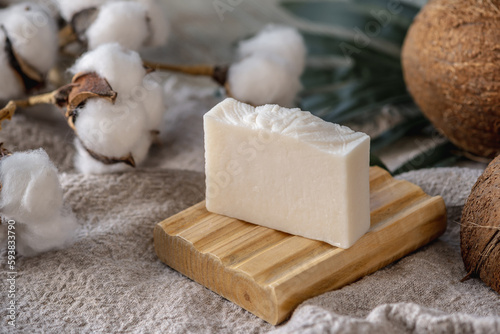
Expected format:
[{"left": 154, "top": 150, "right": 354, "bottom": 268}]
[{"left": 154, "top": 167, "right": 447, "bottom": 325}]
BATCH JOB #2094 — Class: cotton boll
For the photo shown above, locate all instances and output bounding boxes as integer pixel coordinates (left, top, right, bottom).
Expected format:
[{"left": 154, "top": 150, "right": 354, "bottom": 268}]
[
  {"left": 55, "top": 0, "right": 109, "bottom": 22},
  {"left": 0, "top": 30, "right": 24, "bottom": 100},
  {"left": 129, "top": 132, "right": 152, "bottom": 165},
  {"left": 32, "top": 0, "right": 60, "bottom": 20},
  {"left": 70, "top": 43, "right": 160, "bottom": 173},
  {"left": 274, "top": 82, "right": 302, "bottom": 108},
  {"left": 1, "top": 2, "right": 58, "bottom": 74},
  {"left": 75, "top": 98, "right": 146, "bottom": 158},
  {"left": 74, "top": 139, "right": 133, "bottom": 174},
  {"left": 141, "top": 75, "right": 165, "bottom": 130},
  {"left": 85, "top": 1, "right": 149, "bottom": 51},
  {"left": 21, "top": 160, "right": 63, "bottom": 220},
  {"left": 0, "top": 149, "right": 78, "bottom": 256},
  {"left": 70, "top": 43, "right": 145, "bottom": 96},
  {"left": 15, "top": 208, "right": 78, "bottom": 256},
  {"left": 0, "top": 149, "right": 63, "bottom": 223},
  {"left": 13, "top": 0, "right": 60, "bottom": 20},
  {"left": 238, "top": 25, "right": 306, "bottom": 76},
  {"left": 137, "top": 0, "right": 169, "bottom": 47},
  {"left": 228, "top": 55, "right": 302, "bottom": 107},
  {"left": 74, "top": 131, "right": 151, "bottom": 174},
  {"left": 0, "top": 3, "right": 58, "bottom": 100}
]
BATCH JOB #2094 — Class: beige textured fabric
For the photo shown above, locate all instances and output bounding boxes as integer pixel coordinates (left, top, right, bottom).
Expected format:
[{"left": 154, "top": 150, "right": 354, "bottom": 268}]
[{"left": 1, "top": 107, "right": 499, "bottom": 333}]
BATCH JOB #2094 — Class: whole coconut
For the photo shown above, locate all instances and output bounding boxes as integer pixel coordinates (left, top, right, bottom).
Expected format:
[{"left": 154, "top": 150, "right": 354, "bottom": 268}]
[
  {"left": 460, "top": 155, "right": 500, "bottom": 293},
  {"left": 402, "top": 0, "right": 500, "bottom": 158}
]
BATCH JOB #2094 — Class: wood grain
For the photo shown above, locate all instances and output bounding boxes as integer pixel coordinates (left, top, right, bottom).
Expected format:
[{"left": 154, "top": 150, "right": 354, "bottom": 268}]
[{"left": 154, "top": 167, "right": 447, "bottom": 325}]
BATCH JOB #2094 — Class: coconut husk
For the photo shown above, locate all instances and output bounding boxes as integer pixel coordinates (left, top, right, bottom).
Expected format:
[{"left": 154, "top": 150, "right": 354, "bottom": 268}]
[
  {"left": 401, "top": 0, "right": 500, "bottom": 158},
  {"left": 460, "top": 155, "right": 500, "bottom": 293}
]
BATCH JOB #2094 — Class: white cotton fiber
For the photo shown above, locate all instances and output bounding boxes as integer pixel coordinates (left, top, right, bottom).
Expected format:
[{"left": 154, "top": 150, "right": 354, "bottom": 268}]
[
  {"left": 0, "top": 29, "right": 24, "bottom": 100},
  {"left": 137, "top": 0, "right": 169, "bottom": 47},
  {"left": 142, "top": 75, "right": 165, "bottom": 130},
  {"left": 0, "top": 149, "right": 63, "bottom": 223},
  {"left": 0, "top": 0, "right": 59, "bottom": 19},
  {"left": 129, "top": 131, "right": 152, "bottom": 165},
  {"left": 0, "top": 149, "right": 78, "bottom": 256},
  {"left": 70, "top": 43, "right": 146, "bottom": 96},
  {"left": 74, "top": 135, "right": 151, "bottom": 174},
  {"left": 70, "top": 43, "right": 165, "bottom": 173},
  {"left": 85, "top": 1, "right": 149, "bottom": 51},
  {"left": 32, "top": 0, "right": 60, "bottom": 20},
  {"left": 228, "top": 54, "right": 302, "bottom": 107},
  {"left": 237, "top": 25, "right": 306, "bottom": 76},
  {"left": 75, "top": 98, "right": 146, "bottom": 158},
  {"left": 229, "top": 25, "right": 305, "bottom": 106},
  {"left": 15, "top": 208, "right": 78, "bottom": 256},
  {"left": 74, "top": 139, "right": 132, "bottom": 174},
  {"left": 0, "top": 2, "right": 58, "bottom": 75},
  {"left": 55, "top": 0, "right": 109, "bottom": 22},
  {"left": 57, "top": 0, "right": 169, "bottom": 50}
]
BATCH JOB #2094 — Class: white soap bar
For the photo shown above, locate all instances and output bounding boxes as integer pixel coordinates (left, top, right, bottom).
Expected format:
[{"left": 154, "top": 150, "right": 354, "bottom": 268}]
[{"left": 204, "top": 98, "right": 370, "bottom": 249}]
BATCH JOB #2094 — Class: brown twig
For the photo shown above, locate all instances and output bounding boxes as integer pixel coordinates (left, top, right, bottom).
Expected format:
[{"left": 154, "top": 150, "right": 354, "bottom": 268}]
[
  {"left": 58, "top": 7, "right": 98, "bottom": 52},
  {"left": 143, "top": 61, "right": 214, "bottom": 76},
  {"left": 84, "top": 146, "right": 135, "bottom": 167},
  {"left": 0, "top": 72, "right": 116, "bottom": 129},
  {"left": 0, "top": 90, "right": 64, "bottom": 130},
  {"left": 143, "top": 61, "right": 230, "bottom": 86},
  {"left": 0, "top": 143, "right": 12, "bottom": 158},
  {"left": 58, "top": 24, "right": 79, "bottom": 48}
]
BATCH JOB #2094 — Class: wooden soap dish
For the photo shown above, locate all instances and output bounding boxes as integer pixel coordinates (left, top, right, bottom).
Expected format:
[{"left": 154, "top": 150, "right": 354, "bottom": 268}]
[{"left": 154, "top": 167, "right": 447, "bottom": 325}]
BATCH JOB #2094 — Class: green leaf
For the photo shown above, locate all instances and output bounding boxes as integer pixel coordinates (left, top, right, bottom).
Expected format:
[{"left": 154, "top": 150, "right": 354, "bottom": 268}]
[
  {"left": 392, "top": 142, "right": 462, "bottom": 175},
  {"left": 300, "top": 66, "right": 353, "bottom": 90},
  {"left": 301, "top": 77, "right": 401, "bottom": 108},
  {"left": 281, "top": 0, "right": 421, "bottom": 22},
  {"left": 324, "top": 84, "right": 406, "bottom": 116},
  {"left": 331, "top": 95, "right": 414, "bottom": 123},
  {"left": 302, "top": 33, "right": 403, "bottom": 68},
  {"left": 297, "top": 30, "right": 410, "bottom": 124},
  {"left": 280, "top": 0, "right": 418, "bottom": 48},
  {"left": 300, "top": 78, "right": 410, "bottom": 123}
]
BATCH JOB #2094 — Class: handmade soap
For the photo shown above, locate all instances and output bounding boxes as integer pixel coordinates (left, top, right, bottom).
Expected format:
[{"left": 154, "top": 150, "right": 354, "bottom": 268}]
[{"left": 204, "top": 98, "right": 370, "bottom": 248}]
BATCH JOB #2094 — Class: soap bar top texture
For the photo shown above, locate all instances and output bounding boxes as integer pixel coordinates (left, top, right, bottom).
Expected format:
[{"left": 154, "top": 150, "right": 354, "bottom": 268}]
[{"left": 204, "top": 98, "right": 370, "bottom": 248}]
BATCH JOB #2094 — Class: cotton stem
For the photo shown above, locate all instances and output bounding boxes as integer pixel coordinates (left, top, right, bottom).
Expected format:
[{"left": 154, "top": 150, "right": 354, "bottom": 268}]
[
  {"left": 0, "top": 91, "right": 63, "bottom": 130},
  {"left": 59, "top": 24, "right": 78, "bottom": 49},
  {"left": 143, "top": 61, "right": 229, "bottom": 86}
]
